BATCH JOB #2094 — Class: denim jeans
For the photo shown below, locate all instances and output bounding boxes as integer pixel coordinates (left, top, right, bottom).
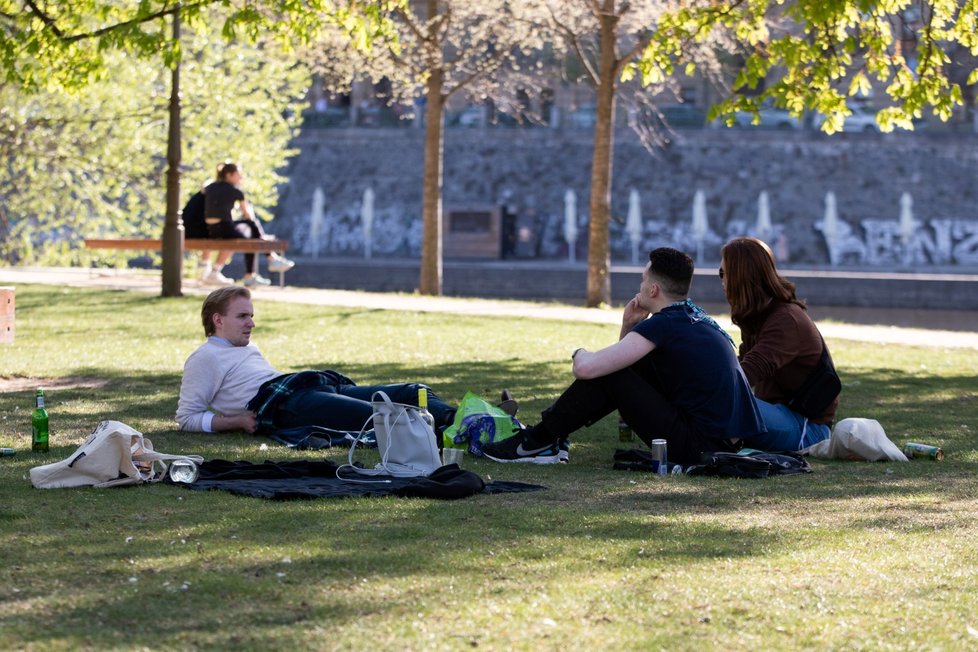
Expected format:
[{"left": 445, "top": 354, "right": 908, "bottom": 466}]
[
  {"left": 744, "top": 399, "right": 831, "bottom": 451},
  {"left": 276, "top": 382, "right": 455, "bottom": 433}
]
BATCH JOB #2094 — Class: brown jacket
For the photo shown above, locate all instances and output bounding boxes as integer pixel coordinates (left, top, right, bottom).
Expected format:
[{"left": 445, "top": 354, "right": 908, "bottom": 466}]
[{"left": 738, "top": 301, "right": 839, "bottom": 424}]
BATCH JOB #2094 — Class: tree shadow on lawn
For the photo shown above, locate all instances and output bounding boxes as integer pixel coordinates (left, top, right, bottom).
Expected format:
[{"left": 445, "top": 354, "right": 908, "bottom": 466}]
[
  {"left": 0, "top": 493, "right": 795, "bottom": 650},
  {"left": 4, "top": 357, "right": 976, "bottom": 650},
  {"left": 836, "top": 368, "right": 978, "bottom": 449}
]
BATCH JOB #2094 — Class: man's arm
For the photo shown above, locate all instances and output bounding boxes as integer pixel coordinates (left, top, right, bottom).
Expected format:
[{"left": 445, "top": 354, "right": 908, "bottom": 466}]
[
  {"left": 211, "top": 412, "right": 257, "bottom": 433},
  {"left": 571, "top": 294, "right": 654, "bottom": 379},
  {"left": 176, "top": 350, "right": 256, "bottom": 433},
  {"left": 572, "top": 332, "right": 655, "bottom": 380}
]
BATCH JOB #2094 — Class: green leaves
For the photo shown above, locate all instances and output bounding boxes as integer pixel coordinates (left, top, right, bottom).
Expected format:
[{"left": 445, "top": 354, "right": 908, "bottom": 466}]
[
  {"left": 0, "top": 12, "right": 309, "bottom": 266},
  {"left": 644, "top": 0, "right": 977, "bottom": 133}
]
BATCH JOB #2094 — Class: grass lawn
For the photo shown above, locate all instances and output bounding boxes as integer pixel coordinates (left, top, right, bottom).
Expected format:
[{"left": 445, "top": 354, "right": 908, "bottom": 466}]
[{"left": 1, "top": 284, "right": 977, "bottom": 651}]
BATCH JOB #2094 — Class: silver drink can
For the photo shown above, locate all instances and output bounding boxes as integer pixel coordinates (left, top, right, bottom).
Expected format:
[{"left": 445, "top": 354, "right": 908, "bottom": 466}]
[
  {"left": 168, "top": 459, "right": 199, "bottom": 484},
  {"left": 650, "top": 438, "right": 668, "bottom": 476}
]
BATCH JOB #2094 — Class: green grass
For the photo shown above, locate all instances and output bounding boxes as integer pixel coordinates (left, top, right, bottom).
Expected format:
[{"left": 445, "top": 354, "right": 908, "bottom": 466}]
[{"left": 1, "top": 285, "right": 977, "bottom": 651}]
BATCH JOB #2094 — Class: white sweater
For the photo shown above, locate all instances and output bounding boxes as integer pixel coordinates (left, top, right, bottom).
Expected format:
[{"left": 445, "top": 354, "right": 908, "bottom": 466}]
[{"left": 176, "top": 338, "right": 281, "bottom": 432}]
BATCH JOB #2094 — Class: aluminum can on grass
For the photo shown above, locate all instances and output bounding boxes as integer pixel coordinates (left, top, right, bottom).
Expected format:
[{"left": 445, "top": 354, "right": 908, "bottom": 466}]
[
  {"left": 903, "top": 442, "right": 944, "bottom": 461},
  {"left": 0, "top": 447, "right": 15, "bottom": 457},
  {"left": 650, "top": 438, "right": 668, "bottom": 476},
  {"left": 168, "top": 459, "right": 199, "bottom": 483}
]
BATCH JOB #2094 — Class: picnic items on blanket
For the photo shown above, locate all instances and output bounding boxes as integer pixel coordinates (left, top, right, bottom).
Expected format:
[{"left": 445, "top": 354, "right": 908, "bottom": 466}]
[
  {"left": 801, "top": 417, "right": 908, "bottom": 462},
  {"left": 342, "top": 391, "right": 442, "bottom": 478},
  {"left": 181, "top": 459, "right": 546, "bottom": 500},
  {"left": 443, "top": 391, "right": 523, "bottom": 456},
  {"left": 786, "top": 333, "right": 842, "bottom": 420},
  {"left": 30, "top": 420, "right": 203, "bottom": 489}
]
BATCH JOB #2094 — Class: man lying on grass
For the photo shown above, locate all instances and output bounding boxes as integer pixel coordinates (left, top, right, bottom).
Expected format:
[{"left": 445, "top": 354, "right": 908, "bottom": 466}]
[
  {"left": 482, "top": 247, "right": 766, "bottom": 466},
  {"left": 176, "top": 286, "right": 462, "bottom": 437}
]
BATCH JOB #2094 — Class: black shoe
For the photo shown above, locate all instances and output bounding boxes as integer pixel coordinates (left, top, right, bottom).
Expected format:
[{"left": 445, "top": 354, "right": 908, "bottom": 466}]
[
  {"left": 482, "top": 428, "right": 560, "bottom": 464},
  {"left": 497, "top": 389, "right": 519, "bottom": 417}
]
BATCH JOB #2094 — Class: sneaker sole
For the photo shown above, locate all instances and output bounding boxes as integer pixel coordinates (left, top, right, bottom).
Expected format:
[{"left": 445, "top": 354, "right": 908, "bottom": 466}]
[{"left": 482, "top": 452, "right": 561, "bottom": 465}]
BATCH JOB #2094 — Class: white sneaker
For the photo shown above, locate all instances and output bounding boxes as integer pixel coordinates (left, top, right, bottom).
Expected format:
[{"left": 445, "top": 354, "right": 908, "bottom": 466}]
[
  {"left": 243, "top": 274, "right": 272, "bottom": 287},
  {"left": 203, "top": 270, "right": 234, "bottom": 286},
  {"left": 267, "top": 253, "right": 295, "bottom": 273}
]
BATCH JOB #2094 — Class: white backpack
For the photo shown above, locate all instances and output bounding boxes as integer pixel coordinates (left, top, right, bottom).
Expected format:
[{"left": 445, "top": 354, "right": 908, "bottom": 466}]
[
  {"left": 342, "top": 391, "right": 442, "bottom": 479},
  {"left": 30, "top": 420, "right": 204, "bottom": 489}
]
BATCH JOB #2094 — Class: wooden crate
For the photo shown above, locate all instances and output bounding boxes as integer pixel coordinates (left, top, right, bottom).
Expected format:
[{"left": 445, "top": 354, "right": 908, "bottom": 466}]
[{"left": 0, "top": 287, "right": 13, "bottom": 344}]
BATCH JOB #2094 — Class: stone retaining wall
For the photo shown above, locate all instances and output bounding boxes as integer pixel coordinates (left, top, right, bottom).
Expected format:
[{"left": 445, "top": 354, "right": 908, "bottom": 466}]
[{"left": 272, "top": 127, "right": 978, "bottom": 267}]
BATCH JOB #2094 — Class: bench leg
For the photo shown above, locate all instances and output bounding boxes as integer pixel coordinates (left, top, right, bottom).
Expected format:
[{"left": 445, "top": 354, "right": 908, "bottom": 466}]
[{"left": 278, "top": 270, "right": 285, "bottom": 288}]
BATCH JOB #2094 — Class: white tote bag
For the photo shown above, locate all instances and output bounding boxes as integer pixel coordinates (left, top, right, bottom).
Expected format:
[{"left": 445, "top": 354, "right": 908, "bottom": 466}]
[
  {"left": 801, "top": 417, "right": 909, "bottom": 462},
  {"left": 343, "top": 391, "right": 441, "bottom": 478},
  {"left": 30, "top": 420, "right": 204, "bottom": 489}
]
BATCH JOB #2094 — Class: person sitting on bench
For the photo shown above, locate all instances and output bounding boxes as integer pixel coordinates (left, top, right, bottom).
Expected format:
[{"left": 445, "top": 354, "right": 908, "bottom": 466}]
[{"left": 204, "top": 161, "right": 294, "bottom": 288}]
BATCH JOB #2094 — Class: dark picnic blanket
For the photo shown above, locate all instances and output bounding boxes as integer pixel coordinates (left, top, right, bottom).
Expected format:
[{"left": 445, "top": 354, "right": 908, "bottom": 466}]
[{"left": 175, "top": 459, "right": 545, "bottom": 500}]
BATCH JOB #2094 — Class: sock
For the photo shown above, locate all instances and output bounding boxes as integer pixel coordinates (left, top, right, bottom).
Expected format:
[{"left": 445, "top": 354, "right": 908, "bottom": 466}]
[{"left": 524, "top": 422, "right": 556, "bottom": 447}]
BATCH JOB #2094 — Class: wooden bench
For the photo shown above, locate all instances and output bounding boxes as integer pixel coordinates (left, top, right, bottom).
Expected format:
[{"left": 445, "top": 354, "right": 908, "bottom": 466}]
[{"left": 84, "top": 238, "right": 291, "bottom": 287}]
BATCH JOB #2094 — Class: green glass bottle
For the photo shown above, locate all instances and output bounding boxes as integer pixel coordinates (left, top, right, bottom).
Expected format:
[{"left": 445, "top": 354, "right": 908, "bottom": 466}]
[{"left": 31, "top": 389, "right": 49, "bottom": 453}]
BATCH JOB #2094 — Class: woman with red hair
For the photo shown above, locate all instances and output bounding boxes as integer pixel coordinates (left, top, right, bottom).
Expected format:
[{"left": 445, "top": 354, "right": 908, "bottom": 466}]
[{"left": 720, "top": 237, "right": 840, "bottom": 451}]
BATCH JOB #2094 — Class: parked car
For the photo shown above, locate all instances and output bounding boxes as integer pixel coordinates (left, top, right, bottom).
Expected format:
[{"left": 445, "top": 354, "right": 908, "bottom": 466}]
[
  {"left": 655, "top": 104, "right": 707, "bottom": 129},
  {"left": 731, "top": 104, "right": 801, "bottom": 129},
  {"left": 812, "top": 106, "right": 881, "bottom": 133}
]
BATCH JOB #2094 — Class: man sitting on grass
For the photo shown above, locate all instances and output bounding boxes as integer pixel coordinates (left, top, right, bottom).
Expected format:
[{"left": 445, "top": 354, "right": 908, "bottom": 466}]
[
  {"left": 482, "top": 247, "right": 766, "bottom": 466},
  {"left": 176, "top": 286, "right": 458, "bottom": 436}
]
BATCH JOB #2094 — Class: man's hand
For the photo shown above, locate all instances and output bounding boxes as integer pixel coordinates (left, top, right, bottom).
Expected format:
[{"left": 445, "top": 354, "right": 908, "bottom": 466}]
[
  {"left": 236, "top": 412, "right": 258, "bottom": 434},
  {"left": 212, "top": 411, "right": 258, "bottom": 433},
  {"left": 620, "top": 294, "right": 649, "bottom": 339}
]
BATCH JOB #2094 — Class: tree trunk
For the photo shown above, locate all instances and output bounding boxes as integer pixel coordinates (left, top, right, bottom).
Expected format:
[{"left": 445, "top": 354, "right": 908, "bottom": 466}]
[
  {"left": 419, "top": 66, "right": 445, "bottom": 296},
  {"left": 161, "top": 7, "right": 183, "bottom": 297},
  {"left": 585, "top": 3, "right": 619, "bottom": 307}
]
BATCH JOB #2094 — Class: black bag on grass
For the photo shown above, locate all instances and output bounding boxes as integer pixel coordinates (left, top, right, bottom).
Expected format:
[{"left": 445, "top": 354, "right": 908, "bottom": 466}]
[{"left": 685, "top": 451, "right": 812, "bottom": 479}]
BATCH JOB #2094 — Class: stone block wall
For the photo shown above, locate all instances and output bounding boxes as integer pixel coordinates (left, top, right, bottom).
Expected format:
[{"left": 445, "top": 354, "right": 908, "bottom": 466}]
[{"left": 272, "top": 127, "right": 978, "bottom": 267}]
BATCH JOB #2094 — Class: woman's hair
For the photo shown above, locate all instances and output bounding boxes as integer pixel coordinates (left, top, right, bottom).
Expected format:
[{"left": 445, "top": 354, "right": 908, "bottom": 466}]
[
  {"left": 201, "top": 286, "right": 251, "bottom": 336},
  {"left": 216, "top": 161, "right": 239, "bottom": 181},
  {"left": 721, "top": 237, "right": 805, "bottom": 326}
]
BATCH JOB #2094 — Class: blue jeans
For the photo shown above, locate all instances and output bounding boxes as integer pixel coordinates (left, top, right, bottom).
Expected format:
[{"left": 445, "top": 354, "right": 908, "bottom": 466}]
[
  {"left": 744, "top": 400, "right": 831, "bottom": 451},
  {"left": 276, "top": 382, "right": 455, "bottom": 434}
]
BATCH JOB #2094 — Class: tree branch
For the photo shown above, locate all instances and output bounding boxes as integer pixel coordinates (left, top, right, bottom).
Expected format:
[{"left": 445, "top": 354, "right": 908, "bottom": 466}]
[
  {"left": 548, "top": 4, "right": 600, "bottom": 86},
  {"left": 444, "top": 48, "right": 507, "bottom": 98},
  {"left": 614, "top": 32, "right": 654, "bottom": 77},
  {"left": 25, "top": 0, "right": 218, "bottom": 44},
  {"left": 23, "top": 0, "right": 65, "bottom": 38},
  {"left": 394, "top": 6, "right": 429, "bottom": 45}
]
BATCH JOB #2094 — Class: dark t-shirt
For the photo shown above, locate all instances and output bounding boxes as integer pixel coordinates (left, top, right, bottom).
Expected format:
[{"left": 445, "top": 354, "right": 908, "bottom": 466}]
[
  {"left": 204, "top": 180, "right": 245, "bottom": 222},
  {"left": 632, "top": 303, "right": 765, "bottom": 441},
  {"left": 181, "top": 191, "right": 208, "bottom": 238}
]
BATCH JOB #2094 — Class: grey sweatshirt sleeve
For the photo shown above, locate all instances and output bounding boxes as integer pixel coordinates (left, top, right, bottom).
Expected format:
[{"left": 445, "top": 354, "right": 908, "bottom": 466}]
[{"left": 175, "top": 347, "right": 222, "bottom": 432}]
